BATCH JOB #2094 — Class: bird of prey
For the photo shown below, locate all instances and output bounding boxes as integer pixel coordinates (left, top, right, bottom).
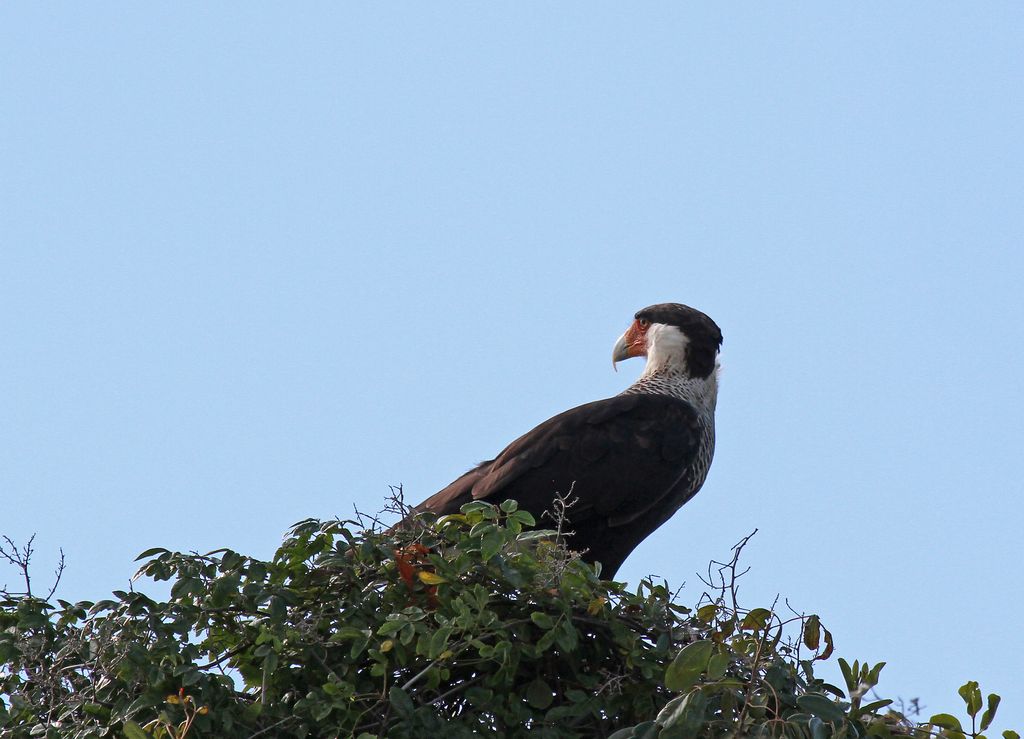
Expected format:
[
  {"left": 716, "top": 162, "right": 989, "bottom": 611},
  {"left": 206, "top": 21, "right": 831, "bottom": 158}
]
[{"left": 415, "top": 303, "right": 722, "bottom": 578}]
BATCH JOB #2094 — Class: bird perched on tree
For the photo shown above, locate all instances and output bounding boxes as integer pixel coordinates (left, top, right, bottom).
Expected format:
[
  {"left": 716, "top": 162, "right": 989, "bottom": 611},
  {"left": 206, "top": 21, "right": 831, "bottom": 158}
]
[{"left": 415, "top": 303, "right": 722, "bottom": 578}]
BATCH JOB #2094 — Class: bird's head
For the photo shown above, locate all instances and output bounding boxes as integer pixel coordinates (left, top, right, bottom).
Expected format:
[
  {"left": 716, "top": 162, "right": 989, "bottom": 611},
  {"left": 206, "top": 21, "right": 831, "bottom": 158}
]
[{"left": 613, "top": 303, "right": 723, "bottom": 379}]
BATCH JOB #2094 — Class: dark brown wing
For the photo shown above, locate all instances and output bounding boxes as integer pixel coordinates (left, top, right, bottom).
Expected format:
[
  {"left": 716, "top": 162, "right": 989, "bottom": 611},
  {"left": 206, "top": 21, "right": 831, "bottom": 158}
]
[{"left": 416, "top": 394, "right": 705, "bottom": 575}]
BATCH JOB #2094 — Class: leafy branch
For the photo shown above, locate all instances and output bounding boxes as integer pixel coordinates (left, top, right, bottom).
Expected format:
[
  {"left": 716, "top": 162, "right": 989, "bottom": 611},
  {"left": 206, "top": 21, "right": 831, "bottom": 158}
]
[{"left": 0, "top": 496, "right": 1016, "bottom": 739}]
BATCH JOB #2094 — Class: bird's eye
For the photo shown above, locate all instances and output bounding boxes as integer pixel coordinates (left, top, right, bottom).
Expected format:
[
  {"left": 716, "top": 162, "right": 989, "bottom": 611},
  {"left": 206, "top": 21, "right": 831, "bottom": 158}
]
[{"left": 638, "top": 318, "right": 650, "bottom": 329}]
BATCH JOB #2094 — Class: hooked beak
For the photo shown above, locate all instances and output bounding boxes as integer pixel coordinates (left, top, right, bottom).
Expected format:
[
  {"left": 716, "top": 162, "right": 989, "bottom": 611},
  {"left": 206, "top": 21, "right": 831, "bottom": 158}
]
[
  {"left": 612, "top": 332, "right": 631, "bottom": 369},
  {"left": 612, "top": 321, "right": 647, "bottom": 370}
]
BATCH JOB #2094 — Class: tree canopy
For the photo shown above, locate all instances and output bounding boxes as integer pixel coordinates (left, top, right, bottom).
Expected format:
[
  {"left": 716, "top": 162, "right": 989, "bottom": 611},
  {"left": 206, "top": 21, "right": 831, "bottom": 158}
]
[{"left": 0, "top": 496, "right": 1016, "bottom": 738}]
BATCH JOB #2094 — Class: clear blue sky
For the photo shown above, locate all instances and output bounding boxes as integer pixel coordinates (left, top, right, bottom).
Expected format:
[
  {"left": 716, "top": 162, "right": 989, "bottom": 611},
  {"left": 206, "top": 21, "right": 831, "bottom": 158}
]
[{"left": 2, "top": 3, "right": 1022, "bottom": 731}]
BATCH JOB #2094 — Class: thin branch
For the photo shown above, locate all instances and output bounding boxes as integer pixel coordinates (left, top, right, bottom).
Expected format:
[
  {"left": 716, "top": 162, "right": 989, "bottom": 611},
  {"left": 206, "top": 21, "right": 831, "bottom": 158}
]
[
  {"left": 542, "top": 484, "right": 579, "bottom": 549},
  {"left": 310, "top": 648, "right": 344, "bottom": 684},
  {"left": 351, "top": 502, "right": 388, "bottom": 532},
  {"left": 696, "top": 528, "right": 757, "bottom": 613},
  {"left": 45, "top": 548, "right": 65, "bottom": 600},
  {"left": 195, "top": 644, "right": 250, "bottom": 671},
  {"left": 1, "top": 534, "right": 37, "bottom": 597},
  {"left": 246, "top": 716, "right": 296, "bottom": 739},
  {"left": 427, "top": 674, "right": 484, "bottom": 707},
  {"left": 400, "top": 657, "right": 445, "bottom": 693}
]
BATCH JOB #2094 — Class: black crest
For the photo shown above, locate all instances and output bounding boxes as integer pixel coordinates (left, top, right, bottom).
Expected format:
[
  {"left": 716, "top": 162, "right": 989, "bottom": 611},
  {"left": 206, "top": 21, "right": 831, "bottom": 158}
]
[{"left": 635, "top": 303, "right": 723, "bottom": 378}]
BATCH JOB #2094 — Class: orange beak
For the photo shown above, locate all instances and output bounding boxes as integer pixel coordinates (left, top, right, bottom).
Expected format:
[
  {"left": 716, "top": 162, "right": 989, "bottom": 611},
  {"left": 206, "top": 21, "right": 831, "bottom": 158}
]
[{"left": 612, "top": 320, "right": 648, "bottom": 369}]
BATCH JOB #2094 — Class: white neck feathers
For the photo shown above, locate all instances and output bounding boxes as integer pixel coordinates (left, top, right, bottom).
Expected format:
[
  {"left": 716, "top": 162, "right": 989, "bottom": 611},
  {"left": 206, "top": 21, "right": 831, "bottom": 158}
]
[{"left": 624, "top": 323, "right": 720, "bottom": 413}]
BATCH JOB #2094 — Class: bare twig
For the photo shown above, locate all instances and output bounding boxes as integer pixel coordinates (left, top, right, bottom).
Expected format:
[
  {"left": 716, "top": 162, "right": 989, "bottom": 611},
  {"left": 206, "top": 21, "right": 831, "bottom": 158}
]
[
  {"left": 45, "top": 548, "right": 65, "bottom": 600},
  {"left": 352, "top": 500, "right": 389, "bottom": 532},
  {"left": 1, "top": 534, "right": 38, "bottom": 597},
  {"left": 531, "top": 485, "right": 588, "bottom": 582},
  {"left": 697, "top": 528, "right": 757, "bottom": 613},
  {"left": 381, "top": 484, "right": 413, "bottom": 521},
  {"left": 542, "top": 484, "right": 579, "bottom": 549},
  {"left": 596, "top": 669, "right": 628, "bottom": 697}
]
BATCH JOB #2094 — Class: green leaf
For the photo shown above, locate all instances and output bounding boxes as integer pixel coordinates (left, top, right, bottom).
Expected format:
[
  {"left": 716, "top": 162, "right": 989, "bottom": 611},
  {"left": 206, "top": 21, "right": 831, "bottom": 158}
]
[
  {"left": 838, "top": 658, "right": 854, "bottom": 692},
  {"left": 399, "top": 622, "right": 416, "bottom": 645},
  {"left": 706, "top": 651, "right": 729, "bottom": 680},
  {"left": 510, "top": 509, "right": 536, "bottom": 527},
  {"left": 263, "top": 649, "right": 278, "bottom": 673},
  {"left": 460, "top": 501, "right": 494, "bottom": 516},
  {"left": 331, "top": 626, "right": 369, "bottom": 642},
  {"left": 697, "top": 604, "right": 718, "bottom": 623},
  {"left": 170, "top": 577, "right": 197, "bottom": 600},
  {"left": 312, "top": 700, "right": 334, "bottom": 721},
  {"left": 377, "top": 619, "right": 405, "bottom": 636},
  {"left": 350, "top": 633, "right": 369, "bottom": 659},
  {"left": 859, "top": 699, "right": 893, "bottom": 715},
  {"left": 741, "top": 608, "right": 771, "bottom": 631},
  {"left": 797, "top": 694, "right": 845, "bottom": 723},
  {"left": 659, "top": 690, "right": 708, "bottom": 732},
  {"left": 390, "top": 686, "right": 414, "bottom": 717},
  {"left": 526, "top": 678, "right": 553, "bottom": 709},
  {"left": 1003, "top": 731, "right": 1020, "bottom": 739},
  {"left": 480, "top": 530, "right": 503, "bottom": 561},
  {"left": 554, "top": 620, "right": 578, "bottom": 652},
  {"left": 469, "top": 521, "right": 497, "bottom": 538},
  {"left": 654, "top": 694, "right": 686, "bottom": 725},
  {"left": 867, "top": 661, "right": 886, "bottom": 687},
  {"left": 866, "top": 723, "right": 894, "bottom": 739},
  {"left": 624, "top": 721, "right": 657, "bottom": 739},
  {"left": 809, "top": 716, "right": 829, "bottom": 739},
  {"left": 530, "top": 611, "right": 555, "bottom": 629},
  {"left": 665, "top": 640, "right": 713, "bottom": 692},
  {"left": 959, "top": 680, "right": 983, "bottom": 717},
  {"left": 117, "top": 694, "right": 162, "bottom": 722},
  {"left": 267, "top": 594, "right": 287, "bottom": 622},
  {"left": 929, "top": 714, "right": 964, "bottom": 732},
  {"left": 134, "top": 547, "right": 170, "bottom": 561},
  {"left": 981, "top": 693, "right": 1001, "bottom": 731},
  {"left": 122, "top": 722, "right": 149, "bottom": 739},
  {"left": 499, "top": 499, "right": 518, "bottom": 513},
  {"left": 516, "top": 529, "right": 556, "bottom": 542},
  {"left": 427, "top": 626, "right": 453, "bottom": 659}
]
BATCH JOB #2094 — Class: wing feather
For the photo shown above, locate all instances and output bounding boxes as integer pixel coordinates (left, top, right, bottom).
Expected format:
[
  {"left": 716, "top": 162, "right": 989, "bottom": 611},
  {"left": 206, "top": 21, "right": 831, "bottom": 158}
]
[{"left": 417, "top": 394, "right": 704, "bottom": 533}]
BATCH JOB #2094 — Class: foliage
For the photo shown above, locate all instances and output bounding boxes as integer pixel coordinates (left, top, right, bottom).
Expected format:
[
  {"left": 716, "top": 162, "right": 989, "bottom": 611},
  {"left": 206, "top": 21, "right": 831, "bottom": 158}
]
[{"left": 0, "top": 498, "right": 1017, "bottom": 738}]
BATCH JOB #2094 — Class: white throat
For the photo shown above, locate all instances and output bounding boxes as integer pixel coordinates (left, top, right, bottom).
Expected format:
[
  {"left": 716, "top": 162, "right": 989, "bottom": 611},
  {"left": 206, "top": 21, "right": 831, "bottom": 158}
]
[
  {"left": 623, "top": 323, "right": 720, "bottom": 414},
  {"left": 641, "top": 323, "right": 689, "bottom": 376}
]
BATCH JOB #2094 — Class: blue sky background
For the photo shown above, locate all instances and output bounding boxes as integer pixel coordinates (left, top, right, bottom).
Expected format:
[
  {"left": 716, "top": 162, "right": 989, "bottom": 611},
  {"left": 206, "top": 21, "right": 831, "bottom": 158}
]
[{"left": 2, "top": 3, "right": 1022, "bottom": 731}]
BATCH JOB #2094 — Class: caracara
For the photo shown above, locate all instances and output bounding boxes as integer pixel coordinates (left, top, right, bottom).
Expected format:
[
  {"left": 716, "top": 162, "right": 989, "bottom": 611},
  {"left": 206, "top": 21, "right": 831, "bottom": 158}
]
[{"left": 415, "top": 303, "right": 722, "bottom": 578}]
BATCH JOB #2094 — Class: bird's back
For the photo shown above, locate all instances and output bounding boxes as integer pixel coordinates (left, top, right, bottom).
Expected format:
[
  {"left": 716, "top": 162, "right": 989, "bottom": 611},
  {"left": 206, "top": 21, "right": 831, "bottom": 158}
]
[{"left": 416, "top": 393, "right": 712, "bottom": 577}]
